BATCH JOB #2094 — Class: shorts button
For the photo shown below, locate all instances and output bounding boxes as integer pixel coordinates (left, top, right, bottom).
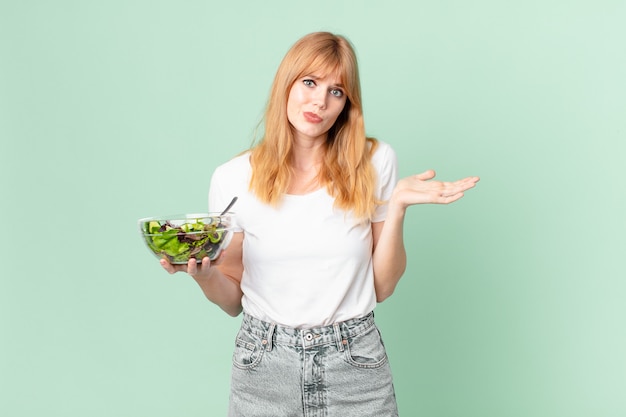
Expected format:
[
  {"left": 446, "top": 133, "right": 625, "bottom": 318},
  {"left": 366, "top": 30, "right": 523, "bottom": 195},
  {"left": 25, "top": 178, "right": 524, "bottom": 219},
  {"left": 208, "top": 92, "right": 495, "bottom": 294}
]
[{"left": 305, "top": 333, "right": 314, "bottom": 341}]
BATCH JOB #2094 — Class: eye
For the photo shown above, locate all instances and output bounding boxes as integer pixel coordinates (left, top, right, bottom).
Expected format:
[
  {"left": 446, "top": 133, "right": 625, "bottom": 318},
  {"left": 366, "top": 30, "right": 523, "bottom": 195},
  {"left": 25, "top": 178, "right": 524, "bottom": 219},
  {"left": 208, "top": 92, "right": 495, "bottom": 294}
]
[
  {"left": 330, "top": 88, "right": 344, "bottom": 98},
  {"left": 303, "top": 79, "right": 315, "bottom": 87}
]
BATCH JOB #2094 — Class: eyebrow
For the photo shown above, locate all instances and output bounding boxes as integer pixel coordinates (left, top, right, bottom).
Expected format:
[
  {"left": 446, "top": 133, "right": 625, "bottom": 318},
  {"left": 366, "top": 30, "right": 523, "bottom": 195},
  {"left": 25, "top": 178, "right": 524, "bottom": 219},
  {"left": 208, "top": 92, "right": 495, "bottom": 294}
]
[{"left": 307, "top": 74, "right": 345, "bottom": 88}]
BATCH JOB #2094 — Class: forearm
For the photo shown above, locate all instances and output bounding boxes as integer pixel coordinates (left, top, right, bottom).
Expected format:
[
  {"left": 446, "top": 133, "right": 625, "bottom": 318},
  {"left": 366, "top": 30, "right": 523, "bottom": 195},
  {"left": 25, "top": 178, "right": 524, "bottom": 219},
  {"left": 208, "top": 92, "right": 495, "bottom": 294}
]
[
  {"left": 192, "top": 266, "right": 243, "bottom": 317},
  {"left": 372, "top": 202, "right": 408, "bottom": 302},
  {"left": 371, "top": 170, "right": 480, "bottom": 301}
]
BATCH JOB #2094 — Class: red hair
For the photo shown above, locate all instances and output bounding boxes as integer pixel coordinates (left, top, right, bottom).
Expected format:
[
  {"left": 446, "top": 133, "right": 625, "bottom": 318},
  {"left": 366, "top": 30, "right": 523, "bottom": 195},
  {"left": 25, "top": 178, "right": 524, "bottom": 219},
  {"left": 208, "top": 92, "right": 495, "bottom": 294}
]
[{"left": 249, "top": 32, "right": 379, "bottom": 220}]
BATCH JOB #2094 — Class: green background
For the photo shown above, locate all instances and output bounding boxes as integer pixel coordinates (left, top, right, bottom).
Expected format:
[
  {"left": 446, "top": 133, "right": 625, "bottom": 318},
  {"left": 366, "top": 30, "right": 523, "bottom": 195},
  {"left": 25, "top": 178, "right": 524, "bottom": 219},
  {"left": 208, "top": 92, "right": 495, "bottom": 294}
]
[{"left": 1, "top": 1, "right": 625, "bottom": 416}]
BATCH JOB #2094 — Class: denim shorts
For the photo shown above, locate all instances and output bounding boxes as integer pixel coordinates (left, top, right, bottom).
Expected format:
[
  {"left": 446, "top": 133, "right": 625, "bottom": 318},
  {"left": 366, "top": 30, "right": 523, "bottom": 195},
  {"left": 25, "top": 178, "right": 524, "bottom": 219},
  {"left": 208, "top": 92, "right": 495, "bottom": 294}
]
[{"left": 228, "top": 312, "right": 399, "bottom": 417}]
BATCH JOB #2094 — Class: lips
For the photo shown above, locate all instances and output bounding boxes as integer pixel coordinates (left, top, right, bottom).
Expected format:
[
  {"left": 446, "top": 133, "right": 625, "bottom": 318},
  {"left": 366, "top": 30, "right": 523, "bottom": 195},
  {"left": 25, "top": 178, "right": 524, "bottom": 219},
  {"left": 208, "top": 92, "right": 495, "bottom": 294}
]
[{"left": 303, "top": 112, "right": 323, "bottom": 123}]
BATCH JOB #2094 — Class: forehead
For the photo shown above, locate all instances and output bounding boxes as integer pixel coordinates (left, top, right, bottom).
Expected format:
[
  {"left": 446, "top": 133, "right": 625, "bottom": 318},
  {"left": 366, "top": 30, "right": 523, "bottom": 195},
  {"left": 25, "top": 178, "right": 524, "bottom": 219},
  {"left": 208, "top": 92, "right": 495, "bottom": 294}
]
[{"left": 301, "top": 54, "right": 345, "bottom": 82}]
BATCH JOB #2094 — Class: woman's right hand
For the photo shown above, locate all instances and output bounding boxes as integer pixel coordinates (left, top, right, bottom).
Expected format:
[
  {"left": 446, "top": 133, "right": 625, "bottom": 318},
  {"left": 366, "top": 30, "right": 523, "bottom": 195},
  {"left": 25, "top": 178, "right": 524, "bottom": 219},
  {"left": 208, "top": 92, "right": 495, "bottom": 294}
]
[
  {"left": 160, "top": 255, "right": 219, "bottom": 280},
  {"left": 158, "top": 232, "right": 244, "bottom": 317}
]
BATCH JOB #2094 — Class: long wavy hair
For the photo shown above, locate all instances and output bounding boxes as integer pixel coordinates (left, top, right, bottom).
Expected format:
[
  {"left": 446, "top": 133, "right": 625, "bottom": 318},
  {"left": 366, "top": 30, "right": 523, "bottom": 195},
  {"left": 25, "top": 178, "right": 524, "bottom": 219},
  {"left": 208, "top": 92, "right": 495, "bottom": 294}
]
[{"left": 249, "top": 32, "right": 379, "bottom": 220}]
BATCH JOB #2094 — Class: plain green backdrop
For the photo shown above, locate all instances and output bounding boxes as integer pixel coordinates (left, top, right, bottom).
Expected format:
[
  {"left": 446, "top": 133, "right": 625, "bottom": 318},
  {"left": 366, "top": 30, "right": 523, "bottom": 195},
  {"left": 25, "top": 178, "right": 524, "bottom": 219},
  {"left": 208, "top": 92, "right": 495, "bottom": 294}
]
[{"left": 1, "top": 1, "right": 625, "bottom": 416}]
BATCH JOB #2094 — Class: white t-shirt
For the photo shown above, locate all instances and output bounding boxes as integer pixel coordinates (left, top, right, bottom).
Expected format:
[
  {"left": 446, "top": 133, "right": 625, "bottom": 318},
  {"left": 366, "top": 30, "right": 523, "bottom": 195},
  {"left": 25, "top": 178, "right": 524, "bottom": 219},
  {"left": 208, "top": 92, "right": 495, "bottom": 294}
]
[{"left": 209, "top": 141, "right": 398, "bottom": 328}]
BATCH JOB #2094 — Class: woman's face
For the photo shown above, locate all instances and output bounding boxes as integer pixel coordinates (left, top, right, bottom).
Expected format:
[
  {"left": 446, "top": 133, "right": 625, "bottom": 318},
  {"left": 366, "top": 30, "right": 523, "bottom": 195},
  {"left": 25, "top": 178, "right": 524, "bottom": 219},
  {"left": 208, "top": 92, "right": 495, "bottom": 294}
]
[{"left": 286, "top": 73, "right": 347, "bottom": 143}]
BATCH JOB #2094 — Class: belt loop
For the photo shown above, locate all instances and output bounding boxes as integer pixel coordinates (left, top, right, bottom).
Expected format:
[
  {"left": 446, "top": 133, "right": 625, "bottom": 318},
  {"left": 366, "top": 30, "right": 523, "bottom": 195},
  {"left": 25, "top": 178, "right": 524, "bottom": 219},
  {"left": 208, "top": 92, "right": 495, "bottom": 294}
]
[
  {"left": 265, "top": 323, "right": 276, "bottom": 352},
  {"left": 333, "top": 323, "right": 344, "bottom": 352}
]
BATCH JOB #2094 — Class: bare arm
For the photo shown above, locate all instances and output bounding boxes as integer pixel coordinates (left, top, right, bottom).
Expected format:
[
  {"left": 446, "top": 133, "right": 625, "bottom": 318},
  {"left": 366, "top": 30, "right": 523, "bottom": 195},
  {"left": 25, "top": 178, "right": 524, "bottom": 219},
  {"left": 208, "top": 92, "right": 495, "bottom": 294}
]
[
  {"left": 372, "top": 170, "right": 479, "bottom": 302},
  {"left": 371, "top": 207, "right": 407, "bottom": 302},
  {"left": 160, "top": 232, "right": 244, "bottom": 316}
]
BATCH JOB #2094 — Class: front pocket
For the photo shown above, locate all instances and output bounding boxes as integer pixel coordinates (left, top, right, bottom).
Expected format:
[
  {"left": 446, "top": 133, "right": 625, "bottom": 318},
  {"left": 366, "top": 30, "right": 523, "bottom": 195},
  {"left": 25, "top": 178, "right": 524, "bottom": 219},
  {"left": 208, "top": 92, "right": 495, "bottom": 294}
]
[
  {"left": 344, "top": 325, "right": 388, "bottom": 369},
  {"left": 232, "top": 331, "right": 265, "bottom": 370}
]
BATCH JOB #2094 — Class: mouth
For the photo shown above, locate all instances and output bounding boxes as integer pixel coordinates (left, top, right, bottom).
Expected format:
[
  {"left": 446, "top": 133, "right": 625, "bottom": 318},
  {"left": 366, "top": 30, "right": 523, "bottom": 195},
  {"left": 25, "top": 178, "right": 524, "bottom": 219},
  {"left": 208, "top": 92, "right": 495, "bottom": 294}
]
[{"left": 303, "top": 112, "right": 323, "bottom": 123}]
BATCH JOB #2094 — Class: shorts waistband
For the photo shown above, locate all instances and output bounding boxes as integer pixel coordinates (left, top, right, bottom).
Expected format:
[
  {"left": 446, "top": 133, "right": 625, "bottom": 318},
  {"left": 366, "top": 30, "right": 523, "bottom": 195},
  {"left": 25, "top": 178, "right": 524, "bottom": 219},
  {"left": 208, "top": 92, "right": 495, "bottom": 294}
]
[{"left": 240, "top": 312, "right": 376, "bottom": 348}]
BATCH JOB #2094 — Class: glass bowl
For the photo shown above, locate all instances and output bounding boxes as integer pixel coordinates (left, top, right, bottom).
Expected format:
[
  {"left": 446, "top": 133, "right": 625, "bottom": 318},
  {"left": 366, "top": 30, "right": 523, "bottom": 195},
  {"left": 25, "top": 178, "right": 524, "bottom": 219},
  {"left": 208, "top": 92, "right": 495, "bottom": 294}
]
[{"left": 138, "top": 213, "right": 234, "bottom": 264}]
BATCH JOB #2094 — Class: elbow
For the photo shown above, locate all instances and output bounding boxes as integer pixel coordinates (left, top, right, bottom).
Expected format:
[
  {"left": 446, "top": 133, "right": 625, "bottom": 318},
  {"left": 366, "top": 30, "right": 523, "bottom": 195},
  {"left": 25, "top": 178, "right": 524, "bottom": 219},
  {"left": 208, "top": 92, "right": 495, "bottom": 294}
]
[
  {"left": 376, "top": 292, "right": 391, "bottom": 303},
  {"left": 223, "top": 304, "right": 243, "bottom": 317},
  {"left": 374, "top": 268, "right": 406, "bottom": 303},
  {"left": 375, "top": 283, "right": 398, "bottom": 303}
]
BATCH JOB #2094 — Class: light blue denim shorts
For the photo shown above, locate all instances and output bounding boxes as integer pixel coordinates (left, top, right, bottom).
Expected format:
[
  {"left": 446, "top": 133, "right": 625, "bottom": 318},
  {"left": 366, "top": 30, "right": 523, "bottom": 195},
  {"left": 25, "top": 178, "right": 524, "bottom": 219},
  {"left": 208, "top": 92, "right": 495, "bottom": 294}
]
[{"left": 228, "top": 312, "right": 399, "bottom": 417}]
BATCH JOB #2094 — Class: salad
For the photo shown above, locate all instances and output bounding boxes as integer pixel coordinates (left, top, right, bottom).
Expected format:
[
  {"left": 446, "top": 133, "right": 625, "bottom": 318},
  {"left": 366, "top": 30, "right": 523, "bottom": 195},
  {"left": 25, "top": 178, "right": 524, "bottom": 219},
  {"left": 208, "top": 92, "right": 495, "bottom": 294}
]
[{"left": 141, "top": 216, "right": 231, "bottom": 263}]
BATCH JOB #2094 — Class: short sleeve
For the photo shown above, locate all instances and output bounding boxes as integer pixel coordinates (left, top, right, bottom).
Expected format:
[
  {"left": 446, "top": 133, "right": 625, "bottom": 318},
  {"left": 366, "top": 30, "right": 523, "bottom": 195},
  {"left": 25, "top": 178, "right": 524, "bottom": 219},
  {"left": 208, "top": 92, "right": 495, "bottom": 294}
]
[
  {"left": 371, "top": 142, "right": 398, "bottom": 223},
  {"left": 208, "top": 160, "right": 245, "bottom": 232}
]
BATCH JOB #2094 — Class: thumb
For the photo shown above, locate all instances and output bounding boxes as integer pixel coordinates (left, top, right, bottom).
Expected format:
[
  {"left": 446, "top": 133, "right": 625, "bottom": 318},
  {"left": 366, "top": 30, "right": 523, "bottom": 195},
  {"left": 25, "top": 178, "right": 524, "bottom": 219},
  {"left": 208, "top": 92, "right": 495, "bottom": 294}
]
[{"left": 415, "top": 169, "right": 436, "bottom": 181}]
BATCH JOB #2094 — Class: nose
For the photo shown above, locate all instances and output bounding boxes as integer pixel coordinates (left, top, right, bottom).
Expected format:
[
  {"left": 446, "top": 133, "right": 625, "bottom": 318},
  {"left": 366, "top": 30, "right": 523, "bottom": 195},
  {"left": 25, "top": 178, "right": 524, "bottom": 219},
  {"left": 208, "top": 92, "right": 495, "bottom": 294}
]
[{"left": 311, "top": 88, "right": 327, "bottom": 109}]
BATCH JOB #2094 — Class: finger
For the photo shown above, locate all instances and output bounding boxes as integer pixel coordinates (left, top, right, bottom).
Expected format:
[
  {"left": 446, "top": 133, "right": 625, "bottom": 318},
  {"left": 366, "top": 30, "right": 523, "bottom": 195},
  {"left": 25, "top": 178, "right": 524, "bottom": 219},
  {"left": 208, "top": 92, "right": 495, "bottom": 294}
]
[
  {"left": 458, "top": 178, "right": 479, "bottom": 192},
  {"left": 458, "top": 176, "right": 480, "bottom": 188},
  {"left": 160, "top": 259, "right": 189, "bottom": 274},
  {"left": 160, "top": 258, "right": 176, "bottom": 274},
  {"left": 442, "top": 177, "right": 479, "bottom": 195},
  {"left": 415, "top": 169, "right": 436, "bottom": 181},
  {"left": 187, "top": 258, "right": 198, "bottom": 276},
  {"left": 460, "top": 176, "right": 479, "bottom": 185},
  {"left": 200, "top": 256, "right": 212, "bottom": 269}
]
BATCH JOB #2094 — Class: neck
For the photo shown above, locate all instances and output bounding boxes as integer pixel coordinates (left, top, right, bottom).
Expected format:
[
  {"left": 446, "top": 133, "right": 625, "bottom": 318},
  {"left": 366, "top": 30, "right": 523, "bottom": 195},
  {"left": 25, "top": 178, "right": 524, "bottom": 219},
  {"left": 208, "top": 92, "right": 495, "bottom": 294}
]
[
  {"left": 291, "top": 136, "right": 326, "bottom": 170},
  {"left": 288, "top": 136, "right": 326, "bottom": 194}
]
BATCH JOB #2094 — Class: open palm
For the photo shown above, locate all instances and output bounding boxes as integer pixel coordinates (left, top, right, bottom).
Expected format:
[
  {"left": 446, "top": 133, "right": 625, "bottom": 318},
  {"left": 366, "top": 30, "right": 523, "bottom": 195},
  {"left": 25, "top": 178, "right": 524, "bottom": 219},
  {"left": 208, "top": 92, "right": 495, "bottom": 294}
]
[{"left": 392, "top": 170, "right": 480, "bottom": 208}]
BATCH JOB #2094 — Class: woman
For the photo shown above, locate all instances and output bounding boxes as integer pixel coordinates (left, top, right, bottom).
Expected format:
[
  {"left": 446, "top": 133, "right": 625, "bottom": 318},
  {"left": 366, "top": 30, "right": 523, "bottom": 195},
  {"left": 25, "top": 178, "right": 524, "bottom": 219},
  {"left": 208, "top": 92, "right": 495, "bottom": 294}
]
[{"left": 162, "top": 32, "right": 479, "bottom": 416}]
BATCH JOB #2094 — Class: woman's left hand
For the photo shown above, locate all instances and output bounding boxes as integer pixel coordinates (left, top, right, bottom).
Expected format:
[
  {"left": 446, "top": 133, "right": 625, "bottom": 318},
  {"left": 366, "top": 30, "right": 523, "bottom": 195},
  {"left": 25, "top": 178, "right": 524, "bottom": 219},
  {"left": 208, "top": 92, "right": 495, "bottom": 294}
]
[{"left": 391, "top": 169, "right": 480, "bottom": 209}]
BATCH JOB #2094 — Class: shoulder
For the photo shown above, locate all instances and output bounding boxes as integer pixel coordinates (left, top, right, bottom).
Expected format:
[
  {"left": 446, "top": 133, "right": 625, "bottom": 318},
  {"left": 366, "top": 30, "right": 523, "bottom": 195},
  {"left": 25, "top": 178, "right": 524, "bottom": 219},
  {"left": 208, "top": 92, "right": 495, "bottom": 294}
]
[
  {"left": 370, "top": 140, "right": 397, "bottom": 172},
  {"left": 369, "top": 140, "right": 398, "bottom": 201},
  {"left": 212, "top": 152, "right": 251, "bottom": 179},
  {"left": 210, "top": 152, "right": 252, "bottom": 192}
]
